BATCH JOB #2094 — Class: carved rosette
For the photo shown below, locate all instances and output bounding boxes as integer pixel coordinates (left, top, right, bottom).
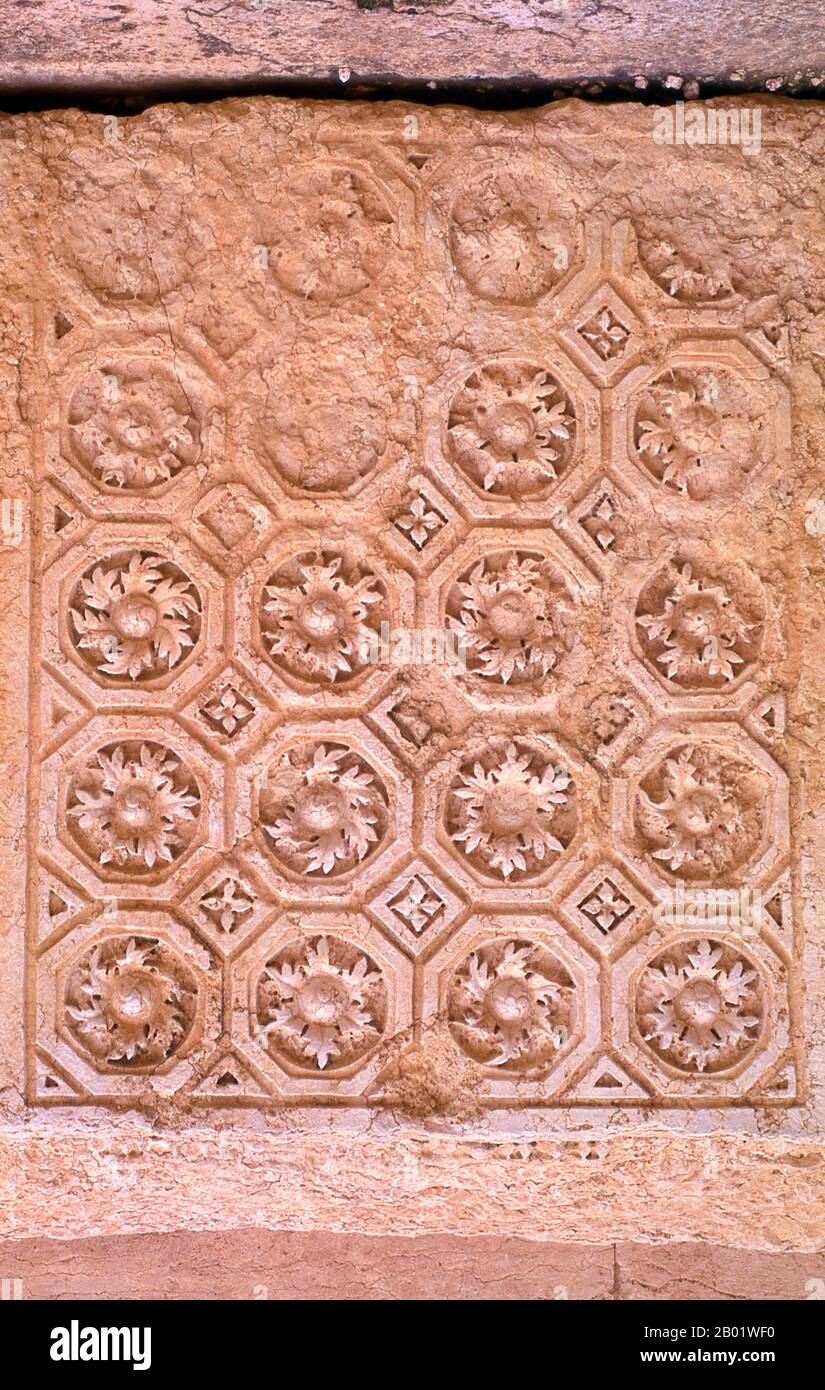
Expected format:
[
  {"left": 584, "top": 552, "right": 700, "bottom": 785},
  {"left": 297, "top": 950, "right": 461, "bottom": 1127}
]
[
  {"left": 64, "top": 935, "right": 198, "bottom": 1068},
  {"left": 255, "top": 934, "right": 387, "bottom": 1071},
  {"left": 445, "top": 739, "right": 577, "bottom": 881},
  {"left": 66, "top": 741, "right": 201, "bottom": 874},
  {"left": 448, "top": 938, "right": 576, "bottom": 1073},
  {"left": 634, "top": 557, "right": 764, "bottom": 690},
  {"left": 635, "top": 938, "right": 765, "bottom": 1074},
  {"left": 259, "top": 742, "right": 390, "bottom": 878},
  {"left": 446, "top": 363, "right": 576, "bottom": 499},
  {"left": 634, "top": 743, "right": 767, "bottom": 881},
  {"left": 66, "top": 360, "right": 202, "bottom": 491},
  {"left": 633, "top": 367, "right": 770, "bottom": 500},
  {"left": 260, "top": 550, "right": 388, "bottom": 686},
  {"left": 446, "top": 549, "right": 576, "bottom": 688},
  {"left": 69, "top": 550, "right": 202, "bottom": 681}
]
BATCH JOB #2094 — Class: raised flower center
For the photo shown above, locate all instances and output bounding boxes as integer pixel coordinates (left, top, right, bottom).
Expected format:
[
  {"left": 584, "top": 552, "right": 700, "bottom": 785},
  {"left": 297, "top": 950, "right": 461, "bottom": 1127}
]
[
  {"left": 109, "top": 971, "right": 158, "bottom": 1026},
  {"left": 111, "top": 594, "right": 159, "bottom": 641},
  {"left": 675, "top": 979, "right": 721, "bottom": 1029},
  {"left": 675, "top": 598, "right": 718, "bottom": 644},
  {"left": 297, "top": 594, "right": 344, "bottom": 643},
  {"left": 113, "top": 783, "right": 157, "bottom": 832},
  {"left": 483, "top": 782, "right": 535, "bottom": 836},
  {"left": 675, "top": 789, "right": 720, "bottom": 839},
  {"left": 295, "top": 974, "right": 349, "bottom": 1026},
  {"left": 487, "top": 976, "right": 533, "bottom": 1025},
  {"left": 485, "top": 402, "right": 535, "bottom": 455},
  {"left": 294, "top": 783, "right": 345, "bottom": 833},
  {"left": 675, "top": 403, "right": 721, "bottom": 454},
  {"left": 486, "top": 589, "right": 536, "bottom": 641}
]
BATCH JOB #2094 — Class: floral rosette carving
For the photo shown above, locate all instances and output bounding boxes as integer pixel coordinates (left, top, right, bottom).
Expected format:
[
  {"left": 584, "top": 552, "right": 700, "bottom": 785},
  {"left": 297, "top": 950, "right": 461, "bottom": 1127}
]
[
  {"left": 64, "top": 936, "right": 198, "bottom": 1068},
  {"left": 449, "top": 166, "right": 577, "bottom": 304},
  {"left": 255, "top": 934, "right": 387, "bottom": 1071},
  {"left": 447, "top": 550, "right": 575, "bottom": 687},
  {"left": 67, "top": 742, "right": 201, "bottom": 873},
  {"left": 636, "top": 937, "right": 765, "bottom": 1074},
  {"left": 261, "top": 550, "right": 388, "bottom": 685},
  {"left": 635, "top": 559, "right": 762, "bottom": 689},
  {"left": 262, "top": 165, "right": 396, "bottom": 302},
  {"left": 445, "top": 739, "right": 577, "bottom": 881},
  {"left": 260, "top": 742, "right": 390, "bottom": 878},
  {"left": 633, "top": 368, "right": 770, "bottom": 500},
  {"left": 635, "top": 744, "right": 767, "bottom": 881},
  {"left": 260, "top": 381, "right": 388, "bottom": 493},
  {"left": 447, "top": 363, "right": 575, "bottom": 499},
  {"left": 66, "top": 361, "right": 202, "bottom": 490},
  {"left": 70, "top": 550, "right": 202, "bottom": 681},
  {"left": 448, "top": 938, "right": 576, "bottom": 1073}
]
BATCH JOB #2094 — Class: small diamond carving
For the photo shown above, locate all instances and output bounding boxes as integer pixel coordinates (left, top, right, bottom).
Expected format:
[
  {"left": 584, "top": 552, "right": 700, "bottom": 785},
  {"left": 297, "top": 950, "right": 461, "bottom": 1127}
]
[
  {"left": 578, "top": 876, "right": 634, "bottom": 933},
  {"left": 561, "top": 862, "right": 649, "bottom": 953},
  {"left": 368, "top": 860, "right": 465, "bottom": 955},
  {"left": 388, "top": 874, "right": 445, "bottom": 935},
  {"left": 200, "top": 685, "right": 256, "bottom": 738},
  {"left": 392, "top": 492, "right": 446, "bottom": 551},
  {"left": 579, "top": 306, "right": 630, "bottom": 361}
]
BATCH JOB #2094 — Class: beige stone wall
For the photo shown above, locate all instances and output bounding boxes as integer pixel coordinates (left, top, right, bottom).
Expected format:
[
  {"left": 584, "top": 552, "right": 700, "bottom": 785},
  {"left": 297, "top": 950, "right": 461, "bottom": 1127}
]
[{"left": 1, "top": 94, "right": 824, "bottom": 1298}]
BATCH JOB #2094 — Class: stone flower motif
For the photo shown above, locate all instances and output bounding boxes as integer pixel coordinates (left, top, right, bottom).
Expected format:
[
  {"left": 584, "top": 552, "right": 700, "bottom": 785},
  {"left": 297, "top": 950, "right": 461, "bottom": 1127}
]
[
  {"left": 264, "top": 165, "right": 396, "bottom": 302},
  {"left": 262, "top": 552, "right": 385, "bottom": 685},
  {"left": 70, "top": 551, "right": 201, "bottom": 681},
  {"left": 449, "top": 167, "right": 576, "bottom": 304},
  {"left": 634, "top": 368, "right": 769, "bottom": 500},
  {"left": 636, "top": 938, "right": 764, "bottom": 1074},
  {"left": 635, "top": 744, "right": 764, "bottom": 880},
  {"left": 447, "top": 740, "right": 576, "bottom": 881},
  {"left": 67, "top": 362, "right": 201, "bottom": 491},
  {"left": 65, "top": 936, "right": 198, "bottom": 1068},
  {"left": 448, "top": 938, "right": 575, "bottom": 1072},
  {"left": 579, "top": 307, "right": 630, "bottom": 360},
  {"left": 68, "top": 743, "right": 200, "bottom": 872},
  {"left": 636, "top": 562, "right": 755, "bottom": 687},
  {"left": 447, "top": 363, "right": 575, "bottom": 499},
  {"left": 256, "top": 935, "right": 387, "bottom": 1071},
  {"left": 447, "top": 550, "right": 575, "bottom": 685},
  {"left": 261, "top": 742, "right": 389, "bottom": 878},
  {"left": 200, "top": 876, "right": 255, "bottom": 934},
  {"left": 393, "top": 494, "right": 444, "bottom": 550}
]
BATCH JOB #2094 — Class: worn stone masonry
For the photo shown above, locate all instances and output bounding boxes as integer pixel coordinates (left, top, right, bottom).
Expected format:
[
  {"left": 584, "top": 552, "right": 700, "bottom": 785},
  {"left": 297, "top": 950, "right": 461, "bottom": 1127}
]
[{"left": 0, "top": 95, "right": 824, "bottom": 1297}]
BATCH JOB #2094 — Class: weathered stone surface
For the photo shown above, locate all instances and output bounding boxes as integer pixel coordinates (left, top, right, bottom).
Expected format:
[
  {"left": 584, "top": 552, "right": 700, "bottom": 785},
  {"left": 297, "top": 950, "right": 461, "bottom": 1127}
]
[
  {"left": 0, "top": 95, "right": 824, "bottom": 1292},
  {"left": 1, "top": 2, "right": 824, "bottom": 92},
  {"left": 4, "top": 1228, "right": 822, "bottom": 1301}
]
